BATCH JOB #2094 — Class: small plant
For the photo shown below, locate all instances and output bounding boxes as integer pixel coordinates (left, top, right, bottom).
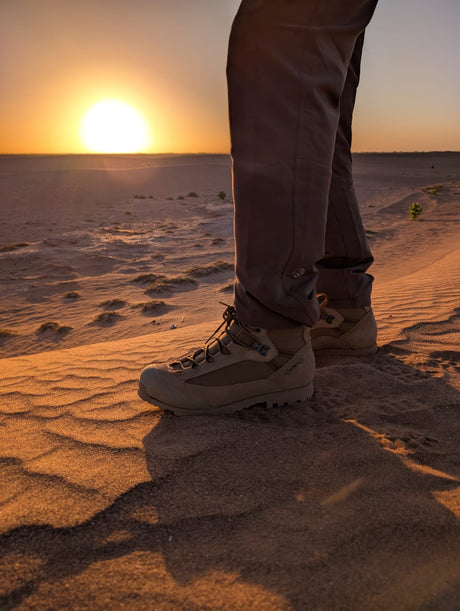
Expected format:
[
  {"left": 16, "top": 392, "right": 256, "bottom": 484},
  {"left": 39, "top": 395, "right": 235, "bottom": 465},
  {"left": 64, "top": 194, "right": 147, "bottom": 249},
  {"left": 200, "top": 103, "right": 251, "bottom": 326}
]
[
  {"left": 187, "top": 191, "right": 199, "bottom": 197},
  {"left": 64, "top": 291, "right": 80, "bottom": 299},
  {"left": 125, "top": 210, "right": 132, "bottom": 215},
  {"left": 422, "top": 184, "right": 444, "bottom": 196},
  {"left": 177, "top": 195, "right": 185, "bottom": 200},
  {"left": 218, "top": 191, "right": 226, "bottom": 200},
  {"left": 409, "top": 202, "right": 422, "bottom": 220}
]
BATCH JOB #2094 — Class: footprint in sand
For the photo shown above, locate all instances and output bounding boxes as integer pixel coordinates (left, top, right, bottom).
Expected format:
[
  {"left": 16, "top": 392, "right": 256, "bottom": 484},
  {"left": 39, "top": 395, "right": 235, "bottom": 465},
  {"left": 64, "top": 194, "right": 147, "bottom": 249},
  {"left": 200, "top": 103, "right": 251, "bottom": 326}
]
[{"left": 430, "top": 350, "right": 460, "bottom": 374}]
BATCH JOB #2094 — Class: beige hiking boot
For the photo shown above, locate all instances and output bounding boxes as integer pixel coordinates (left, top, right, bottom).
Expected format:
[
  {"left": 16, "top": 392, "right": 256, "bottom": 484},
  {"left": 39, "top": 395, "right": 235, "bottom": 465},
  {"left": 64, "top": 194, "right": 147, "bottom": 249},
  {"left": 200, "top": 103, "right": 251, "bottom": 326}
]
[
  {"left": 311, "top": 298, "right": 378, "bottom": 356},
  {"left": 139, "top": 305, "right": 314, "bottom": 415}
]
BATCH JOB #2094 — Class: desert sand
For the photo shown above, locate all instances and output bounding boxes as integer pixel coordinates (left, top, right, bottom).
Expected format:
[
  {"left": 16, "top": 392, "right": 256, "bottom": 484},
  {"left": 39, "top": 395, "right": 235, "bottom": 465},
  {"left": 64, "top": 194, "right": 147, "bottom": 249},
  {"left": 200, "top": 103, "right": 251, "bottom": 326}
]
[{"left": 0, "top": 153, "right": 459, "bottom": 609}]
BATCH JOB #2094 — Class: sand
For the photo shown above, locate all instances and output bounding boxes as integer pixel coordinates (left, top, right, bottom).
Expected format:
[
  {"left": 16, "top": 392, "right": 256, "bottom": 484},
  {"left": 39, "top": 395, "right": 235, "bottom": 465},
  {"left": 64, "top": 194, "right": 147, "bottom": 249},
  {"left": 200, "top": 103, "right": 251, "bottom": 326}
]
[{"left": 0, "top": 153, "right": 459, "bottom": 609}]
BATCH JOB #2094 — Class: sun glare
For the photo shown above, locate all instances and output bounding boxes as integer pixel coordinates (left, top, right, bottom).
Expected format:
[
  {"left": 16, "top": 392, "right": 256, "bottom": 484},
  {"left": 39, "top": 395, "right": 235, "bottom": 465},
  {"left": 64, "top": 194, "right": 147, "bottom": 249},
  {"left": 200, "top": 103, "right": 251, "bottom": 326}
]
[{"left": 80, "top": 99, "right": 152, "bottom": 153}]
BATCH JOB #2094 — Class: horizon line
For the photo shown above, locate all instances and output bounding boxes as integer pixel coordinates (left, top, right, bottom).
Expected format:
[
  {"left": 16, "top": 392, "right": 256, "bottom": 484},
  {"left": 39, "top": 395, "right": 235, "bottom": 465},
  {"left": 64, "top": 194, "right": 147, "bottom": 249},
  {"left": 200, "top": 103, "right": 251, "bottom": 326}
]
[{"left": 0, "top": 150, "right": 459, "bottom": 157}]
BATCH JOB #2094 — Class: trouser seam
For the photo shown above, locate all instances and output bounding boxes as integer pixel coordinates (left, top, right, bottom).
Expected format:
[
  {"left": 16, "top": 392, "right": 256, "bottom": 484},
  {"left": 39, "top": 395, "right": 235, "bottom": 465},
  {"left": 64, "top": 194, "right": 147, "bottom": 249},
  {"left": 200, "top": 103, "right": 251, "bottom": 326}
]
[{"left": 281, "top": 0, "right": 324, "bottom": 325}]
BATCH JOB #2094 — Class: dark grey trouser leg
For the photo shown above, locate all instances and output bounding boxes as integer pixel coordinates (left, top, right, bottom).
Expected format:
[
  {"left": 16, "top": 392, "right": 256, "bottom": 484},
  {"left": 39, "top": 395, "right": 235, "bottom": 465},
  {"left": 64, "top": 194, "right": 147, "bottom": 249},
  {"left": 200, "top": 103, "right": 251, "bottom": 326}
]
[
  {"left": 316, "top": 32, "right": 374, "bottom": 308},
  {"left": 228, "top": 0, "right": 378, "bottom": 328}
]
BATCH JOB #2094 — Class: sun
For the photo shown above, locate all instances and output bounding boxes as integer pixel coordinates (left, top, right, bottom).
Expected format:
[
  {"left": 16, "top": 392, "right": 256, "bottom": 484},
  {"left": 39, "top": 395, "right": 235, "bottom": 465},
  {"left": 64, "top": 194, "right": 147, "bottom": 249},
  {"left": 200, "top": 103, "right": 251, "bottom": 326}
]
[{"left": 80, "top": 99, "right": 152, "bottom": 153}]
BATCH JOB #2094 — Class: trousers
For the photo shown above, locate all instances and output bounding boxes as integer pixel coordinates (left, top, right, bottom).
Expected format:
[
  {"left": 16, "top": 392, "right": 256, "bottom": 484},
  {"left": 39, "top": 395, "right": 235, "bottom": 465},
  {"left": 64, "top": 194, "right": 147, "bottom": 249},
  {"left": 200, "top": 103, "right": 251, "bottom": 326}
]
[{"left": 227, "top": 0, "right": 378, "bottom": 328}]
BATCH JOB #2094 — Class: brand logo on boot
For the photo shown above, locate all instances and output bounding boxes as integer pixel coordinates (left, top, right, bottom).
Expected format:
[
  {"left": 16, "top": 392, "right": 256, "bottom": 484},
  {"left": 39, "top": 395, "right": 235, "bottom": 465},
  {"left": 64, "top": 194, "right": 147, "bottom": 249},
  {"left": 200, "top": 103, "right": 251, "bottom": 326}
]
[{"left": 286, "top": 358, "right": 304, "bottom": 375}]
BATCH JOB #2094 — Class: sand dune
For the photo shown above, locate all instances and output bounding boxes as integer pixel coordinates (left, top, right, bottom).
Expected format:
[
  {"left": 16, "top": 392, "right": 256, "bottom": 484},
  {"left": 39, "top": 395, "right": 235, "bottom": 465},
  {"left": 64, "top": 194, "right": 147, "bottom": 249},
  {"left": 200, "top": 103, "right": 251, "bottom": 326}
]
[{"left": 0, "top": 153, "right": 459, "bottom": 609}]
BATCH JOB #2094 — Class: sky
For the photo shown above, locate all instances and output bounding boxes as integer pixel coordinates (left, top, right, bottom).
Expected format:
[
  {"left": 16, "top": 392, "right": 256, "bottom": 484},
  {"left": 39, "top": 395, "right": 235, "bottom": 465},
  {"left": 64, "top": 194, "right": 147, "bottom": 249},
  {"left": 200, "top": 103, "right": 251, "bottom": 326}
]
[{"left": 1, "top": 0, "right": 459, "bottom": 154}]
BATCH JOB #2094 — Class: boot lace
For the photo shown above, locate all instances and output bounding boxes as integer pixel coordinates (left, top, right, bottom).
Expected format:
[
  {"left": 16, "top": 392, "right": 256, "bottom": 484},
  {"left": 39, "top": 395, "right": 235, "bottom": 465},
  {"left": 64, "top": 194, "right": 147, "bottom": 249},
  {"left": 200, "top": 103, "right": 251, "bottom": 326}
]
[{"left": 169, "top": 304, "right": 269, "bottom": 371}]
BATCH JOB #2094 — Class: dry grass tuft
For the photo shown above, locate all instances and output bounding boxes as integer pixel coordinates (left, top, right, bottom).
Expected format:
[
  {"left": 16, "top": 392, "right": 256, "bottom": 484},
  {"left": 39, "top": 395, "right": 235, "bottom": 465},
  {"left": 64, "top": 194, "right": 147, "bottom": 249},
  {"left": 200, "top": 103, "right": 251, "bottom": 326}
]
[
  {"left": 132, "top": 273, "right": 164, "bottom": 284},
  {"left": 132, "top": 300, "right": 172, "bottom": 315},
  {"left": 36, "top": 322, "right": 72, "bottom": 335},
  {"left": 186, "top": 261, "right": 234, "bottom": 278},
  {"left": 145, "top": 276, "right": 197, "bottom": 295},
  {"left": 0, "top": 242, "right": 30, "bottom": 253},
  {"left": 92, "top": 311, "right": 124, "bottom": 325},
  {"left": 422, "top": 184, "right": 446, "bottom": 196},
  {"left": 98, "top": 299, "right": 127, "bottom": 310}
]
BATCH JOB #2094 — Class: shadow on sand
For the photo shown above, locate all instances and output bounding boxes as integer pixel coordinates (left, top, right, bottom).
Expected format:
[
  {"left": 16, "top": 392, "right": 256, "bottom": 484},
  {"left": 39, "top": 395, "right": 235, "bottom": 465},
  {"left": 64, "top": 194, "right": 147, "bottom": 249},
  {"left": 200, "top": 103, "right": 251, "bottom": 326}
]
[{"left": 1, "top": 327, "right": 459, "bottom": 609}]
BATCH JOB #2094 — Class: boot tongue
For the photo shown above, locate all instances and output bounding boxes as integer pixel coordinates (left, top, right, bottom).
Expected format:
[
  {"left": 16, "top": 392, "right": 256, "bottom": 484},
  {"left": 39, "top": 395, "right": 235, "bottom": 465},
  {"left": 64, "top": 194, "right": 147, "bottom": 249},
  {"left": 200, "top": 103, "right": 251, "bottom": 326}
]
[
  {"left": 206, "top": 320, "right": 256, "bottom": 357},
  {"left": 170, "top": 315, "right": 260, "bottom": 370},
  {"left": 227, "top": 320, "right": 259, "bottom": 347}
]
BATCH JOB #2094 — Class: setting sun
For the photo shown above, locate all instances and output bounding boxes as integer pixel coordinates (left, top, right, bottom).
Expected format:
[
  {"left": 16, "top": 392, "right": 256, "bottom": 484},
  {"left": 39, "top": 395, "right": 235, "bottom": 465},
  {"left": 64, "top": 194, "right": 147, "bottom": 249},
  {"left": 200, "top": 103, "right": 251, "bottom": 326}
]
[{"left": 79, "top": 100, "right": 152, "bottom": 153}]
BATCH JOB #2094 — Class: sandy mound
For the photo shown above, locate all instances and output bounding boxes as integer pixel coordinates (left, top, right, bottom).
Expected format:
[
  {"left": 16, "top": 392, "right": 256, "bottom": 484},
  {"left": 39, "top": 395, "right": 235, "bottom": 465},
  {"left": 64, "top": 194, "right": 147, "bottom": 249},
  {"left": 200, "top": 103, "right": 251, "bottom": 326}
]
[{"left": 0, "top": 153, "right": 459, "bottom": 608}]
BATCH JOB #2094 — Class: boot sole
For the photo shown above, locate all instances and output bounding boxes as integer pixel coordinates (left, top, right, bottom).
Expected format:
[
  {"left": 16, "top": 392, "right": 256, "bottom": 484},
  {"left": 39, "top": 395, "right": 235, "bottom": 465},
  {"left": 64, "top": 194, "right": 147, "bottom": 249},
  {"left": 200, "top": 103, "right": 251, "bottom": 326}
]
[{"left": 138, "top": 382, "right": 314, "bottom": 416}]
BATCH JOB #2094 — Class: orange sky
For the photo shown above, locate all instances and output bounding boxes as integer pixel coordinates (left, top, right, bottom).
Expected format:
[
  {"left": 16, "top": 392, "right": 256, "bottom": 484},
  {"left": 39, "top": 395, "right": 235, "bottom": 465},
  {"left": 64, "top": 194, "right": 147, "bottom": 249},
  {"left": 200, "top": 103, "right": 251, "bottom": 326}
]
[{"left": 1, "top": 0, "right": 459, "bottom": 154}]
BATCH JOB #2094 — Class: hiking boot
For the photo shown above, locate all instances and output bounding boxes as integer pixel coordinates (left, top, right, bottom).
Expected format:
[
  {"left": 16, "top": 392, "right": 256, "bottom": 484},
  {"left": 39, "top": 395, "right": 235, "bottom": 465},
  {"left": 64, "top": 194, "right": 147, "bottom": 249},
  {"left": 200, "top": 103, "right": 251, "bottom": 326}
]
[
  {"left": 311, "top": 299, "right": 378, "bottom": 356},
  {"left": 138, "top": 305, "right": 314, "bottom": 415}
]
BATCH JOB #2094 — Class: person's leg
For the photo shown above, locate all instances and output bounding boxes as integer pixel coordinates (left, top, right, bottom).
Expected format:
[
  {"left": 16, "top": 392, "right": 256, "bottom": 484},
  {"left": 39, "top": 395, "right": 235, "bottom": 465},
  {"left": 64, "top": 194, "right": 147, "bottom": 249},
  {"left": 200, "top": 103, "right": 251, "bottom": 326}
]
[
  {"left": 316, "top": 32, "right": 374, "bottom": 308},
  {"left": 311, "top": 32, "right": 378, "bottom": 355},
  {"left": 228, "top": 0, "right": 378, "bottom": 329},
  {"left": 138, "top": 0, "right": 379, "bottom": 414}
]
